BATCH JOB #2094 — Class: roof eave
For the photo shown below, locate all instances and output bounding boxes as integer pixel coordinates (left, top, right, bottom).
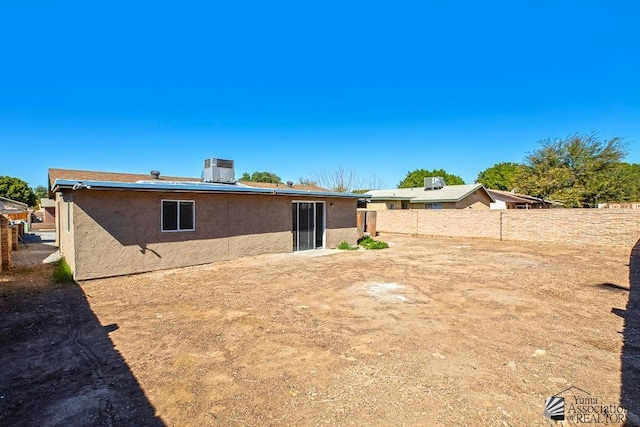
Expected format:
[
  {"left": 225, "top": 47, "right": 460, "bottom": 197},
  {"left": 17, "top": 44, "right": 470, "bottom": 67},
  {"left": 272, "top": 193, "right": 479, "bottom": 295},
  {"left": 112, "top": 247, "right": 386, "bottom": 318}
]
[{"left": 51, "top": 179, "right": 363, "bottom": 199}]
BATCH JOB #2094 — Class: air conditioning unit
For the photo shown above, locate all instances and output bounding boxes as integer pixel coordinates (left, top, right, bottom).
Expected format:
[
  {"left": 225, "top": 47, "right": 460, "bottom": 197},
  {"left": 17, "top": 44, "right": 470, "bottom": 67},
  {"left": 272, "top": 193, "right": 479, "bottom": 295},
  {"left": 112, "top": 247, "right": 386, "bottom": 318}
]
[
  {"left": 424, "top": 176, "right": 445, "bottom": 190},
  {"left": 203, "top": 158, "right": 235, "bottom": 183}
]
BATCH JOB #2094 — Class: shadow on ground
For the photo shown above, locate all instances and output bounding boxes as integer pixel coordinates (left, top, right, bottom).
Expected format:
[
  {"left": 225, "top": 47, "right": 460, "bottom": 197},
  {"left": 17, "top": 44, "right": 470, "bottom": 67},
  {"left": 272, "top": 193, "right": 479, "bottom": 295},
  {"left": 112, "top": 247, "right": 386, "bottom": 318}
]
[
  {"left": 622, "top": 238, "right": 640, "bottom": 421},
  {"left": 0, "top": 271, "right": 164, "bottom": 426}
]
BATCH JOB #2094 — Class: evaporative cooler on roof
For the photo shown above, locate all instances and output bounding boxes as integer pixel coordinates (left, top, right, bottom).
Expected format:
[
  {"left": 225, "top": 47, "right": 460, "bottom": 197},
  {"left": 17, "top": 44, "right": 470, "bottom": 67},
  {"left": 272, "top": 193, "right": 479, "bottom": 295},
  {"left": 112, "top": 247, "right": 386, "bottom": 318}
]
[
  {"left": 203, "top": 158, "right": 235, "bottom": 183},
  {"left": 424, "top": 176, "right": 445, "bottom": 190}
]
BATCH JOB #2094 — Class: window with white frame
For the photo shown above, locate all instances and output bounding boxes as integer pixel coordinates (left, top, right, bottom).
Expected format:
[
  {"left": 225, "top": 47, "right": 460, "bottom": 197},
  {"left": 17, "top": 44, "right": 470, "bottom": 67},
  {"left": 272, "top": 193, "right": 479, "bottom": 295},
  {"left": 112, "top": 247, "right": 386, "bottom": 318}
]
[
  {"left": 162, "top": 200, "right": 195, "bottom": 232},
  {"left": 429, "top": 203, "right": 442, "bottom": 209}
]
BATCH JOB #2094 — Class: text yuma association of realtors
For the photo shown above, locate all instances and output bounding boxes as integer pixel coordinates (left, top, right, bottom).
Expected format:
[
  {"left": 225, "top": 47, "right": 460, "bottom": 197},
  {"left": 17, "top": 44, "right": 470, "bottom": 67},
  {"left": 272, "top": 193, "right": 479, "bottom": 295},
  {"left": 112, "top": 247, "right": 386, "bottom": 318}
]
[{"left": 566, "top": 395, "right": 627, "bottom": 423}]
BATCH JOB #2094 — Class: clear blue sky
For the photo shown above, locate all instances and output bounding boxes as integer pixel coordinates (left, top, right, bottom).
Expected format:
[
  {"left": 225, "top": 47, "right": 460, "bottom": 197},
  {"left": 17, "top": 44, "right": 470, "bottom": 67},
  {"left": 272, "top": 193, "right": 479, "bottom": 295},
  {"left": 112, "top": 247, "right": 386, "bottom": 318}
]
[{"left": 1, "top": 1, "right": 639, "bottom": 189}]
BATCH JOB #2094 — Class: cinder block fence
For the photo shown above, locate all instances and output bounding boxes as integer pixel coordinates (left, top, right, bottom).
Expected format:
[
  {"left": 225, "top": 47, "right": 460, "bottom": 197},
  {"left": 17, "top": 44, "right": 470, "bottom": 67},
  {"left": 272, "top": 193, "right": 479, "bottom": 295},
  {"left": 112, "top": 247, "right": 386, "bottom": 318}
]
[{"left": 376, "top": 209, "right": 640, "bottom": 248}]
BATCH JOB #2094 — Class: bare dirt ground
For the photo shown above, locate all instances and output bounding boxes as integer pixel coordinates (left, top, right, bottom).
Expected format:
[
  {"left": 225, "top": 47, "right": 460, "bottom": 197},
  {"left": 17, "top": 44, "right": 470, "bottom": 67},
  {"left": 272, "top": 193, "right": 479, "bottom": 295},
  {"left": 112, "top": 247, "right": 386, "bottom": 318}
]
[{"left": 1, "top": 233, "right": 639, "bottom": 426}]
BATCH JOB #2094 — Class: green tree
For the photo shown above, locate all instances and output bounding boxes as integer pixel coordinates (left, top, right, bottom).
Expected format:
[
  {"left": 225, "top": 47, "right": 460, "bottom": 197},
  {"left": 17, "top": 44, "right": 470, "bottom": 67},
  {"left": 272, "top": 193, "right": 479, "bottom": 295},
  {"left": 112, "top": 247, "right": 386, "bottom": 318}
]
[
  {"left": 476, "top": 162, "right": 524, "bottom": 191},
  {"left": 240, "top": 171, "right": 283, "bottom": 183},
  {"left": 518, "top": 133, "right": 628, "bottom": 207},
  {"left": 397, "top": 168, "right": 465, "bottom": 188},
  {"left": 0, "top": 176, "right": 37, "bottom": 206},
  {"left": 34, "top": 185, "right": 48, "bottom": 200},
  {"left": 612, "top": 162, "right": 640, "bottom": 202}
]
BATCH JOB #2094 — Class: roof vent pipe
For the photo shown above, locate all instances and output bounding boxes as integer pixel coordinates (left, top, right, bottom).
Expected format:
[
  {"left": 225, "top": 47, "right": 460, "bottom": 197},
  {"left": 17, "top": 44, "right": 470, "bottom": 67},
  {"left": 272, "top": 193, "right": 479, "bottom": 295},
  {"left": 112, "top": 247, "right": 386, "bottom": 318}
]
[{"left": 150, "top": 170, "right": 160, "bottom": 179}]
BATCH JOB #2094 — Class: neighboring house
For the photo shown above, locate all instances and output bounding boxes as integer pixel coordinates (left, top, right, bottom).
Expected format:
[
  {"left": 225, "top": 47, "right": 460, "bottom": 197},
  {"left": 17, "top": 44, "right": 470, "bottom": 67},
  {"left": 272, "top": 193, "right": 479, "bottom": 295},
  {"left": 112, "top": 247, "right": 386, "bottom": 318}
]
[
  {"left": 365, "top": 183, "right": 494, "bottom": 210},
  {"left": 49, "top": 161, "right": 360, "bottom": 281},
  {"left": 487, "top": 189, "right": 550, "bottom": 210},
  {"left": 39, "top": 198, "right": 57, "bottom": 223},
  {"left": 0, "top": 196, "right": 29, "bottom": 220}
]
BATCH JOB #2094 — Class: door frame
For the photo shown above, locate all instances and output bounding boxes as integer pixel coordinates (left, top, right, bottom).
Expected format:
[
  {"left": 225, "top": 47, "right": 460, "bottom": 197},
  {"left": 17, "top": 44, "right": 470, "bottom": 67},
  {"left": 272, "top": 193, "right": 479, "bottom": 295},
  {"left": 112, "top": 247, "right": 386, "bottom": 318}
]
[{"left": 292, "top": 200, "right": 326, "bottom": 251}]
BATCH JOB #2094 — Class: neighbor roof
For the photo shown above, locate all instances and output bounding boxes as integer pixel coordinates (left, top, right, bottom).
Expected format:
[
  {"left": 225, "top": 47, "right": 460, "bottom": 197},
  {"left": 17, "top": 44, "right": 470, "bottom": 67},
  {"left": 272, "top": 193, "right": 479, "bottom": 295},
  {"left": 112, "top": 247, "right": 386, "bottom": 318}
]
[
  {"left": 49, "top": 168, "right": 361, "bottom": 199},
  {"left": 0, "top": 196, "right": 28, "bottom": 213},
  {"left": 366, "top": 184, "right": 494, "bottom": 203},
  {"left": 487, "top": 189, "right": 546, "bottom": 204}
]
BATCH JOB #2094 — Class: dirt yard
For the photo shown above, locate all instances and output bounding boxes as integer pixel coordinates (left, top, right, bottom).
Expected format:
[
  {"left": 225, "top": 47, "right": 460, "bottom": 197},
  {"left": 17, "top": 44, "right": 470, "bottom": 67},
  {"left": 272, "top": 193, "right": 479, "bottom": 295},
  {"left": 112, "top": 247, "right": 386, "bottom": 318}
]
[{"left": 1, "top": 233, "right": 639, "bottom": 426}]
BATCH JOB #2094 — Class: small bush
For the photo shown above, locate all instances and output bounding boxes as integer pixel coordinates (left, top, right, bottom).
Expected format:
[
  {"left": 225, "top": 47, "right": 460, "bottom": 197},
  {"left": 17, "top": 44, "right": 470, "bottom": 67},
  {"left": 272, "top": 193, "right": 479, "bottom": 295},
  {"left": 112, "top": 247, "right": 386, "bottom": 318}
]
[
  {"left": 359, "top": 236, "right": 389, "bottom": 250},
  {"left": 365, "top": 240, "right": 389, "bottom": 249},
  {"left": 338, "top": 241, "right": 359, "bottom": 250},
  {"left": 358, "top": 236, "right": 375, "bottom": 245},
  {"left": 53, "top": 257, "right": 74, "bottom": 283}
]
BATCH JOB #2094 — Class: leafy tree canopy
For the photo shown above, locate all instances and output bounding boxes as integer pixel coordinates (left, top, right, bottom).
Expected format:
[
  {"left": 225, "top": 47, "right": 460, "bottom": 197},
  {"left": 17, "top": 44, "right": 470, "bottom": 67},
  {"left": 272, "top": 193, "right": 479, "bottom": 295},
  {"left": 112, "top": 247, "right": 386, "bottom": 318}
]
[
  {"left": 518, "top": 132, "right": 628, "bottom": 207},
  {"left": 0, "top": 176, "right": 37, "bottom": 207},
  {"left": 476, "top": 162, "right": 524, "bottom": 191},
  {"left": 34, "top": 185, "right": 48, "bottom": 200},
  {"left": 239, "top": 171, "right": 282, "bottom": 183},
  {"left": 397, "top": 168, "right": 465, "bottom": 188},
  {"left": 610, "top": 162, "right": 640, "bottom": 203}
]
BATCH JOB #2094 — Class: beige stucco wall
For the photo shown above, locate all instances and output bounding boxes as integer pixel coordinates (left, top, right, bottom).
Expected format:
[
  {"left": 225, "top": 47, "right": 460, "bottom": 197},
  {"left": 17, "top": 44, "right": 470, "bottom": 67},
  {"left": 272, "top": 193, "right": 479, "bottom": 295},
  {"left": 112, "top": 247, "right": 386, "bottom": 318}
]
[
  {"left": 62, "top": 189, "right": 357, "bottom": 280},
  {"left": 325, "top": 198, "right": 358, "bottom": 247},
  {"left": 454, "top": 190, "right": 492, "bottom": 209},
  {"left": 56, "top": 192, "right": 76, "bottom": 274}
]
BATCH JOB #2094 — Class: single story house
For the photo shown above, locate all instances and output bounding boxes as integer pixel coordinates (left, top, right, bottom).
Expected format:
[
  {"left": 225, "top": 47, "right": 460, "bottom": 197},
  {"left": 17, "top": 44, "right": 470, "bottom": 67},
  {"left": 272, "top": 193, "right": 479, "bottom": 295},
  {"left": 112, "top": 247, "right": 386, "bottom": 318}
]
[
  {"left": 39, "top": 197, "right": 57, "bottom": 223},
  {"left": 487, "top": 189, "right": 551, "bottom": 210},
  {"left": 49, "top": 161, "right": 360, "bottom": 280},
  {"left": 365, "top": 183, "right": 494, "bottom": 210}
]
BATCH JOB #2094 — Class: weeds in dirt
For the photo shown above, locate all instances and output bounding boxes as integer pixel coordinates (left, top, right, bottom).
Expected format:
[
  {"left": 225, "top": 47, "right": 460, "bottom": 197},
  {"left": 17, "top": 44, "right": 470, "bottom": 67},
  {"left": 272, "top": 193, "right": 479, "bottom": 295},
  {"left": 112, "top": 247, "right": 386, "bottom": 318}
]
[
  {"left": 358, "top": 236, "right": 389, "bottom": 250},
  {"left": 53, "top": 258, "right": 74, "bottom": 283},
  {"left": 338, "top": 241, "right": 359, "bottom": 250}
]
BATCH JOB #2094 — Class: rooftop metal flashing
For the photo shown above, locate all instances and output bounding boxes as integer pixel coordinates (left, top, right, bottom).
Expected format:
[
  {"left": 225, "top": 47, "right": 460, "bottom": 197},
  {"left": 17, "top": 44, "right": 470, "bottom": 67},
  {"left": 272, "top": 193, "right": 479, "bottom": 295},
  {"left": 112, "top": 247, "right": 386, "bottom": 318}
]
[{"left": 52, "top": 179, "right": 364, "bottom": 199}]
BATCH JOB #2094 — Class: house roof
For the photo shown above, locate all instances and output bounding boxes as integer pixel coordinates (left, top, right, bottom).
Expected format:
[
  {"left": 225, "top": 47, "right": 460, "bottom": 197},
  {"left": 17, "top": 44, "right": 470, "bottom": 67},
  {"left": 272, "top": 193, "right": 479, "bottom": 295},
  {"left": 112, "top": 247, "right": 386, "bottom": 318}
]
[
  {"left": 48, "top": 168, "right": 328, "bottom": 192},
  {"left": 49, "top": 168, "right": 362, "bottom": 199},
  {"left": 40, "top": 198, "right": 56, "bottom": 208},
  {"left": 487, "top": 189, "right": 547, "bottom": 205},
  {"left": 0, "top": 196, "right": 28, "bottom": 213},
  {"left": 366, "top": 184, "right": 494, "bottom": 203},
  {"left": 487, "top": 189, "right": 535, "bottom": 205}
]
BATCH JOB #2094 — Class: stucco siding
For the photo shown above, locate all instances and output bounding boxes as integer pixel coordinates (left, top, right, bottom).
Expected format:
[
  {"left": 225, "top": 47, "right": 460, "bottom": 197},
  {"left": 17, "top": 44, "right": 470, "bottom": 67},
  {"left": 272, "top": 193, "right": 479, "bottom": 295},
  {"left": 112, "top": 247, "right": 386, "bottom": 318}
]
[
  {"left": 324, "top": 198, "right": 358, "bottom": 248},
  {"left": 325, "top": 198, "right": 357, "bottom": 230},
  {"left": 455, "top": 190, "right": 492, "bottom": 209},
  {"left": 56, "top": 192, "right": 76, "bottom": 274},
  {"left": 228, "top": 232, "right": 292, "bottom": 258},
  {"left": 326, "top": 227, "right": 358, "bottom": 248},
  {"left": 64, "top": 189, "right": 357, "bottom": 280}
]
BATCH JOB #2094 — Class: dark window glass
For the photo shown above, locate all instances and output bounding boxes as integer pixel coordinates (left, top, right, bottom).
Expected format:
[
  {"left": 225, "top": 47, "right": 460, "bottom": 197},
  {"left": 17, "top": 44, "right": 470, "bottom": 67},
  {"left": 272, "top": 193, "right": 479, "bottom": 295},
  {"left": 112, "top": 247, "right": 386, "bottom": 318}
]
[
  {"left": 292, "top": 203, "right": 297, "bottom": 251},
  {"left": 179, "top": 201, "right": 194, "bottom": 230},
  {"left": 162, "top": 201, "right": 178, "bottom": 231}
]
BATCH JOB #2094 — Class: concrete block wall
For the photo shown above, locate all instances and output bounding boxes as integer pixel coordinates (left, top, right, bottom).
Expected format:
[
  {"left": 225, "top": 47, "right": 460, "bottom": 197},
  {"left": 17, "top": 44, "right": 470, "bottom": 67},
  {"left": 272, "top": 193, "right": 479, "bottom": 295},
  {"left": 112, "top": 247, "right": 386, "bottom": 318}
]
[
  {"left": 11, "top": 226, "right": 18, "bottom": 251},
  {"left": 377, "top": 209, "right": 640, "bottom": 248}
]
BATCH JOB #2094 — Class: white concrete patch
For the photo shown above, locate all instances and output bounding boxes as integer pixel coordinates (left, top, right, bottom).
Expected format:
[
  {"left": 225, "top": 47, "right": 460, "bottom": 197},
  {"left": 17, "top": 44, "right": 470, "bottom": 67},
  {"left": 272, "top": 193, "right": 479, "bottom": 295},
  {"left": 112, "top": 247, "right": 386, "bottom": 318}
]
[
  {"left": 365, "top": 282, "right": 410, "bottom": 303},
  {"left": 43, "top": 251, "right": 62, "bottom": 264},
  {"left": 293, "top": 249, "right": 342, "bottom": 257}
]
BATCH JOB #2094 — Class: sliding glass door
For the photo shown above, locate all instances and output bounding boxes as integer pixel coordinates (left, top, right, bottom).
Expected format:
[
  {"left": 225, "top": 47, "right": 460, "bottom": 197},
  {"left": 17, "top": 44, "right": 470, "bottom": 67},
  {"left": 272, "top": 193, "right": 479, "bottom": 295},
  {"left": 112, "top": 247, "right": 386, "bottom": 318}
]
[{"left": 292, "top": 201, "right": 325, "bottom": 251}]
